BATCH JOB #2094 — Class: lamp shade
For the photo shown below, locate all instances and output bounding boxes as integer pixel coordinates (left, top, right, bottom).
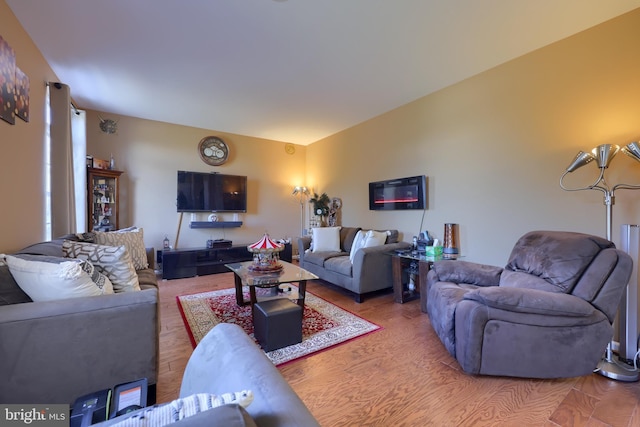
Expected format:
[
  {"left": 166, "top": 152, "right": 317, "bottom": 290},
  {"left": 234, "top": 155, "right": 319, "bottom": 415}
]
[
  {"left": 622, "top": 142, "right": 640, "bottom": 163},
  {"left": 292, "top": 186, "right": 309, "bottom": 196},
  {"left": 565, "top": 151, "right": 595, "bottom": 173},
  {"left": 592, "top": 144, "right": 619, "bottom": 168}
]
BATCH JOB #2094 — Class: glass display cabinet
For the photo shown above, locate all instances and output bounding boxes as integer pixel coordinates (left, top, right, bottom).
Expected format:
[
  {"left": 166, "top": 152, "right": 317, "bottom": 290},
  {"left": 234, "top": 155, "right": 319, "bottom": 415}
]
[{"left": 87, "top": 167, "right": 123, "bottom": 232}]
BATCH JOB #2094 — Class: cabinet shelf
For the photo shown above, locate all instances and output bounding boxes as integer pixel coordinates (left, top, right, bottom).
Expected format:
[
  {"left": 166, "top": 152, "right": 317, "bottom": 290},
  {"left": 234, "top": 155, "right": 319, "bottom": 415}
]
[
  {"left": 87, "top": 167, "right": 123, "bottom": 232},
  {"left": 189, "top": 221, "right": 243, "bottom": 229}
]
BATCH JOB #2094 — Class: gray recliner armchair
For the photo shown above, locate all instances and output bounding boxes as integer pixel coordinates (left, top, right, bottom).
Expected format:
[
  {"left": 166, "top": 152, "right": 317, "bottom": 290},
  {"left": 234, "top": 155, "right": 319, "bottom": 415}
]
[{"left": 421, "top": 230, "right": 633, "bottom": 378}]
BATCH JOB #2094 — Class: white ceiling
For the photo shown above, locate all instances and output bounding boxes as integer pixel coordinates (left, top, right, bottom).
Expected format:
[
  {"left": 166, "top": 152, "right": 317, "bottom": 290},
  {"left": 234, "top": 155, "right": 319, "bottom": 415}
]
[{"left": 7, "top": 0, "right": 640, "bottom": 145}]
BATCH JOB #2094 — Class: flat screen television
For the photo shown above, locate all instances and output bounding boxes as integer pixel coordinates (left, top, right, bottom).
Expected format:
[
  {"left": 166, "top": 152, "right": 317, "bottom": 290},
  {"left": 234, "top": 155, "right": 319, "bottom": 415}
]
[
  {"left": 369, "top": 175, "right": 427, "bottom": 210},
  {"left": 177, "top": 171, "right": 247, "bottom": 212}
]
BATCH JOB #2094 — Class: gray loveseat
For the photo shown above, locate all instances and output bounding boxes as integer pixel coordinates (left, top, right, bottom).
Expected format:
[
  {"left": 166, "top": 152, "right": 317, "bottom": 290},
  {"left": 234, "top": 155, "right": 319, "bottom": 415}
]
[
  {"left": 0, "top": 235, "right": 159, "bottom": 405},
  {"left": 298, "top": 227, "right": 410, "bottom": 302},
  {"left": 422, "top": 230, "right": 633, "bottom": 378},
  {"left": 98, "top": 323, "right": 319, "bottom": 427}
]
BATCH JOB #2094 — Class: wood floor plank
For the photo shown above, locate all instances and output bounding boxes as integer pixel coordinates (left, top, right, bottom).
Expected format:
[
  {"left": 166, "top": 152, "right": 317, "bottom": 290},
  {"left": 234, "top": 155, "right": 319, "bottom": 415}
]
[{"left": 156, "top": 272, "right": 640, "bottom": 426}]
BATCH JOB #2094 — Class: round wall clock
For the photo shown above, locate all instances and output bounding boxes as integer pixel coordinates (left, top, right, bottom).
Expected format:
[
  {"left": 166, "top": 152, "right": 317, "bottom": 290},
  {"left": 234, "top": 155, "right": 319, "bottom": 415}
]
[
  {"left": 198, "top": 136, "right": 229, "bottom": 166},
  {"left": 284, "top": 143, "right": 296, "bottom": 155}
]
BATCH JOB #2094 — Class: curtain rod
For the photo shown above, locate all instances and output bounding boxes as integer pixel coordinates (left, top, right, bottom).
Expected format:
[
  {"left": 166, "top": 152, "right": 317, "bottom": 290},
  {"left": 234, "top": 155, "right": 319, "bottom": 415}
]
[{"left": 46, "top": 81, "right": 80, "bottom": 114}]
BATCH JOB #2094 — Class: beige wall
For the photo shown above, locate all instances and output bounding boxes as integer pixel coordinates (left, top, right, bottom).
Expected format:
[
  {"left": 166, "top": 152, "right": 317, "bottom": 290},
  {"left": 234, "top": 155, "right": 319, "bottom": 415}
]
[
  {"left": 0, "top": 0, "right": 59, "bottom": 252},
  {"left": 2, "top": 0, "right": 640, "bottom": 267},
  {"left": 85, "top": 111, "right": 307, "bottom": 251},
  {"left": 307, "top": 8, "right": 640, "bottom": 265}
]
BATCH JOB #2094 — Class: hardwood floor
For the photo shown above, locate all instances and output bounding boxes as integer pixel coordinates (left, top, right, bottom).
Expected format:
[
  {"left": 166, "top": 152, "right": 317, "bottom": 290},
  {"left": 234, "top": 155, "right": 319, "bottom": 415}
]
[{"left": 157, "top": 273, "right": 640, "bottom": 426}]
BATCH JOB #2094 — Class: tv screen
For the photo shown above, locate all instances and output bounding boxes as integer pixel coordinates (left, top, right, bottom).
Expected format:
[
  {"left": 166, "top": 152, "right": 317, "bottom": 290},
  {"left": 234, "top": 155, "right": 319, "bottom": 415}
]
[
  {"left": 177, "top": 171, "right": 247, "bottom": 212},
  {"left": 369, "top": 175, "right": 427, "bottom": 210}
]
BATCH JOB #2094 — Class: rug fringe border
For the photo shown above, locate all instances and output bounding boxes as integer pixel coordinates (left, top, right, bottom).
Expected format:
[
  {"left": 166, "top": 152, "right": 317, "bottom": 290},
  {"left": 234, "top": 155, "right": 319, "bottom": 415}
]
[{"left": 176, "top": 295, "right": 198, "bottom": 348}]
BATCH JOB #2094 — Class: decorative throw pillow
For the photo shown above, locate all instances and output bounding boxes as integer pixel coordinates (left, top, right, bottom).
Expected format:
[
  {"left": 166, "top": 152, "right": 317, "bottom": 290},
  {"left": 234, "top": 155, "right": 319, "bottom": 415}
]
[
  {"left": 79, "top": 257, "right": 114, "bottom": 294},
  {"left": 111, "top": 391, "right": 254, "bottom": 427},
  {"left": 311, "top": 227, "right": 341, "bottom": 253},
  {"left": 94, "top": 227, "right": 148, "bottom": 270},
  {"left": 348, "top": 230, "right": 388, "bottom": 263},
  {"left": 349, "top": 230, "right": 367, "bottom": 263},
  {"left": 3, "top": 254, "right": 110, "bottom": 301},
  {"left": 363, "top": 230, "right": 388, "bottom": 248},
  {"left": 62, "top": 241, "right": 140, "bottom": 293}
]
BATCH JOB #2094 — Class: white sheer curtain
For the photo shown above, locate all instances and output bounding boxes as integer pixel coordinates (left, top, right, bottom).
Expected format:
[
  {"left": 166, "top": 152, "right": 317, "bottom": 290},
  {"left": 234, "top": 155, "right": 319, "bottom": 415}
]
[
  {"left": 48, "top": 82, "right": 77, "bottom": 237},
  {"left": 71, "top": 109, "right": 87, "bottom": 232}
]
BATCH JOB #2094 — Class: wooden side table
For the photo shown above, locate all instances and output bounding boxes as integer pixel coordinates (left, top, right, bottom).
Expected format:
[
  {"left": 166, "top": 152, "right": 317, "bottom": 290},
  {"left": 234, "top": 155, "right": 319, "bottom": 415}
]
[{"left": 391, "top": 253, "right": 433, "bottom": 303}]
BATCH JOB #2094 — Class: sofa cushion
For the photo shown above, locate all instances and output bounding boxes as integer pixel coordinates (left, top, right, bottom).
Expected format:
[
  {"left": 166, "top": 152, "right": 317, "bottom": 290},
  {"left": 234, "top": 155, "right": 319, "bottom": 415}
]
[
  {"left": 340, "top": 227, "right": 361, "bottom": 253},
  {"left": 4, "top": 254, "right": 112, "bottom": 301},
  {"left": 311, "top": 227, "right": 341, "bottom": 252},
  {"left": 137, "top": 268, "right": 159, "bottom": 290},
  {"left": 95, "top": 228, "right": 149, "bottom": 270},
  {"left": 385, "top": 230, "right": 399, "bottom": 244},
  {"left": 304, "top": 250, "right": 345, "bottom": 267},
  {"left": 15, "top": 238, "right": 67, "bottom": 257},
  {"left": 504, "top": 230, "right": 614, "bottom": 293},
  {"left": 0, "top": 264, "right": 32, "bottom": 305},
  {"left": 62, "top": 241, "right": 140, "bottom": 293},
  {"left": 324, "top": 256, "right": 352, "bottom": 277}
]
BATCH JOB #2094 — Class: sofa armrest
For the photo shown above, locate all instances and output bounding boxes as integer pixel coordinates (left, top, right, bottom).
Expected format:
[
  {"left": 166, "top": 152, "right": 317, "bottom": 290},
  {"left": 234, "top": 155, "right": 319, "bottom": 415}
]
[
  {"left": 464, "top": 286, "right": 595, "bottom": 317},
  {"left": 146, "top": 247, "right": 155, "bottom": 270},
  {"left": 351, "top": 242, "right": 411, "bottom": 294},
  {"left": 0, "top": 289, "right": 159, "bottom": 404},
  {"left": 180, "top": 323, "right": 320, "bottom": 427},
  {"left": 431, "top": 260, "right": 503, "bottom": 287},
  {"left": 297, "top": 236, "right": 312, "bottom": 262}
]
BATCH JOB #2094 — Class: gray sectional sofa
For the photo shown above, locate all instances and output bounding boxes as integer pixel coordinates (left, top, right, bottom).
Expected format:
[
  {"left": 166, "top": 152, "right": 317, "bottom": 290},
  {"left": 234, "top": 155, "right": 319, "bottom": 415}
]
[
  {"left": 0, "top": 235, "right": 159, "bottom": 405},
  {"left": 298, "top": 226, "right": 410, "bottom": 302}
]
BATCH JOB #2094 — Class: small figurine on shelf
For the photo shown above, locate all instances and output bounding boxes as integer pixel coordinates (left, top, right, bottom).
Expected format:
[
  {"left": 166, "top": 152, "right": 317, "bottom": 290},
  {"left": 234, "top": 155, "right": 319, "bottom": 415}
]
[{"left": 163, "top": 236, "right": 171, "bottom": 251}]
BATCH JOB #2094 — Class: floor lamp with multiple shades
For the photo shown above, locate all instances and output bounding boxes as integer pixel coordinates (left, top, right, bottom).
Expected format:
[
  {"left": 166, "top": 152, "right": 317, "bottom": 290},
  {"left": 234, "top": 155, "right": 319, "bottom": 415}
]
[
  {"left": 292, "top": 185, "right": 310, "bottom": 239},
  {"left": 560, "top": 142, "right": 640, "bottom": 382}
]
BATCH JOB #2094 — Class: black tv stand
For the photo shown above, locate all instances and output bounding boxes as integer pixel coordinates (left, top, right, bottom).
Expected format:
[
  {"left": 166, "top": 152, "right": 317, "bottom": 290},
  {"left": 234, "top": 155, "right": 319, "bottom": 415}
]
[{"left": 161, "top": 243, "right": 292, "bottom": 280}]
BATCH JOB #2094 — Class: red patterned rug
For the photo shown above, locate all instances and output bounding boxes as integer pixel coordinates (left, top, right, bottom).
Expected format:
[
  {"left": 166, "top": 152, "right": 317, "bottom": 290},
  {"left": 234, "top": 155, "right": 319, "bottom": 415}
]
[{"left": 177, "top": 286, "right": 381, "bottom": 366}]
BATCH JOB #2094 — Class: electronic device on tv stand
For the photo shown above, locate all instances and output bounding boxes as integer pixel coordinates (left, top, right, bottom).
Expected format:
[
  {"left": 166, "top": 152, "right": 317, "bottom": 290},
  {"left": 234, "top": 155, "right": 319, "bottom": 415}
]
[{"left": 209, "top": 239, "right": 232, "bottom": 249}]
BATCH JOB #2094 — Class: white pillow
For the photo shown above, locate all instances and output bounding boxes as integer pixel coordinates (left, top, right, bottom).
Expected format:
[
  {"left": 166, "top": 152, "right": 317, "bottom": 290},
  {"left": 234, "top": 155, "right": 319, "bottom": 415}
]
[
  {"left": 95, "top": 228, "right": 148, "bottom": 270},
  {"left": 111, "top": 391, "right": 253, "bottom": 427},
  {"left": 311, "top": 227, "right": 341, "bottom": 252},
  {"left": 4, "top": 255, "right": 112, "bottom": 301},
  {"left": 363, "top": 230, "right": 388, "bottom": 248},
  {"left": 62, "top": 241, "right": 140, "bottom": 293},
  {"left": 349, "top": 230, "right": 367, "bottom": 263},
  {"left": 348, "top": 230, "right": 388, "bottom": 263}
]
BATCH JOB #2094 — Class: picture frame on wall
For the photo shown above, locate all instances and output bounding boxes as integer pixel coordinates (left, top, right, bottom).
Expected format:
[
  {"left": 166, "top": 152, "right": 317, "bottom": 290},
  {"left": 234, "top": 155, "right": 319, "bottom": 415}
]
[
  {"left": 0, "top": 35, "right": 16, "bottom": 125},
  {"left": 15, "top": 66, "right": 29, "bottom": 122}
]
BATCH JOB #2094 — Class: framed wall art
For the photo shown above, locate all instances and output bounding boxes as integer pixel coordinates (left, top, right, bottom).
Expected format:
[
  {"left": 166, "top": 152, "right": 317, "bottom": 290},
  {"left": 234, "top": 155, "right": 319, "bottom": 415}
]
[
  {"left": 15, "top": 66, "right": 29, "bottom": 122},
  {"left": 0, "top": 35, "right": 16, "bottom": 124}
]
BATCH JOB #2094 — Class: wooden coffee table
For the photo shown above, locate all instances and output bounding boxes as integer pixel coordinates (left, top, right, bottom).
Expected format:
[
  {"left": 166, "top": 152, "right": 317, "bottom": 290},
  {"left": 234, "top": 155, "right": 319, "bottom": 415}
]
[{"left": 225, "top": 260, "right": 318, "bottom": 307}]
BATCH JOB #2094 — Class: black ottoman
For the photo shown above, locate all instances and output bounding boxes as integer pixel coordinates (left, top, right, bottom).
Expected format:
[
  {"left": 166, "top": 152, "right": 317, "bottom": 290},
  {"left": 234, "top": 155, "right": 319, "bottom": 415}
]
[{"left": 253, "top": 298, "right": 303, "bottom": 352}]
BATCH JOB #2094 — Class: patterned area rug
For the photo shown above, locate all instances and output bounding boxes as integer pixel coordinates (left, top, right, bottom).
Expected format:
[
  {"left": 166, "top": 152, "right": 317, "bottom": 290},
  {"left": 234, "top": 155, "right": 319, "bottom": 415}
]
[{"left": 177, "top": 286, "right": 381, "bottom": 366}]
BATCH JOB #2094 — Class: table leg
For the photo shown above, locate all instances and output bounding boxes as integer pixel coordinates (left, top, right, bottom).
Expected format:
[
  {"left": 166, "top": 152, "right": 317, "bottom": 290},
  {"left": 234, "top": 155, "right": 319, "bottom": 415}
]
[
  {"left": 297, "top": 280, "right": 307, "bottom": 307},
  {"left": 249, "top": 286, "right": 258, "bottom": 305},
  {"left": 234, "top": 274, "right": 249, "bottom": 307}
]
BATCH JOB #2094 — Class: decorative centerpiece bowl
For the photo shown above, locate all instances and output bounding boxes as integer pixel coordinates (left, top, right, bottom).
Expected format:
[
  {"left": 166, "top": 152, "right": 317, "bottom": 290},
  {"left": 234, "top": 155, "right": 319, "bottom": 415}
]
[{"left": 247, "top": 233, "right": 284, "bottom": 272}]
